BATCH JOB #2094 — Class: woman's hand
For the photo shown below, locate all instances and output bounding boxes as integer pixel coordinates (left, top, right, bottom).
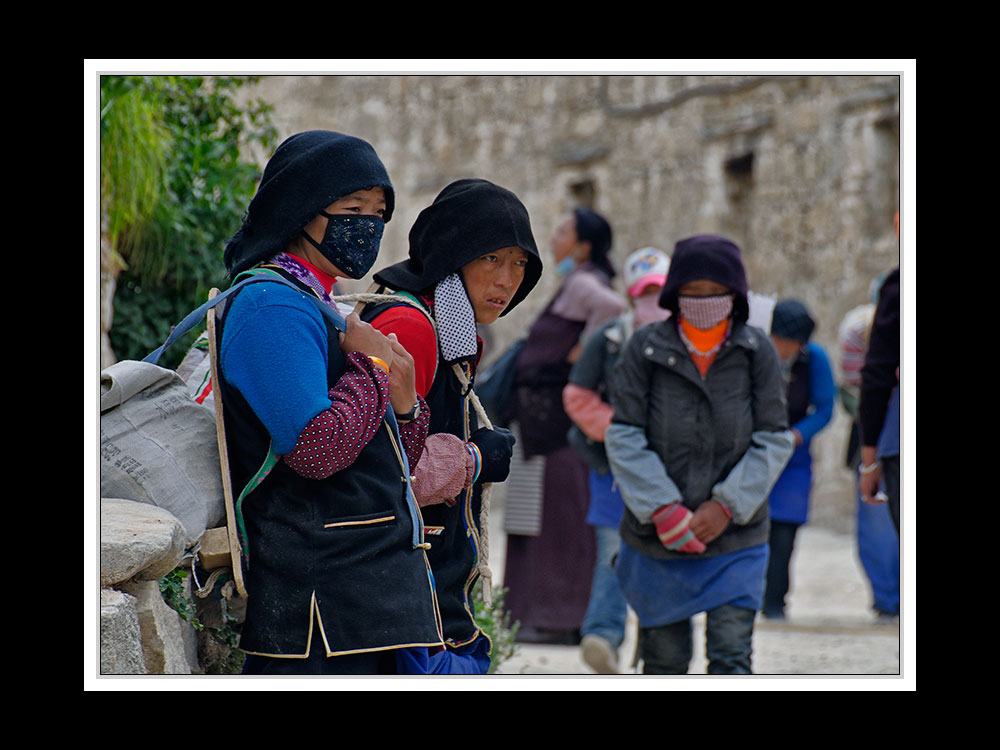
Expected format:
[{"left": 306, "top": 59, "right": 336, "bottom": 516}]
[
  {"left": 339, "top": 313, "right": 395, "bottom": 365},
  {"left": 386, "top": 333, "right": 419, "bottom": 416},
  {"left": 858, "top": 446, "right": 885, "bottom": 504},
  {"left": 690, "top": 500, "right": 730, "bottom": 544}
]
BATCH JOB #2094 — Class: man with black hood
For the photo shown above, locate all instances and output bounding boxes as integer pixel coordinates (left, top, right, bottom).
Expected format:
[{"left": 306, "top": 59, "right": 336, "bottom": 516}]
[{"left": 365, "top": 178, "right": 543, "bottom": 673}]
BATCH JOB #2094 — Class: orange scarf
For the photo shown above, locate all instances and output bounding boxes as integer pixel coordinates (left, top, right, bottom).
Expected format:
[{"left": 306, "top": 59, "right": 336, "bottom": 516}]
[{"left": 679, "top": 317, "right": 729, "bottom": 376}]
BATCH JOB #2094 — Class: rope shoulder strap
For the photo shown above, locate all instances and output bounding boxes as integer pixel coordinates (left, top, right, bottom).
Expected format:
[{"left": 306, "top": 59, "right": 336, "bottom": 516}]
[
  {"left": 448, "top": 363, "right": 496, "bottom": 607},
  {"left": 342, "top": 285, "right": 440, "bottom": 386}
]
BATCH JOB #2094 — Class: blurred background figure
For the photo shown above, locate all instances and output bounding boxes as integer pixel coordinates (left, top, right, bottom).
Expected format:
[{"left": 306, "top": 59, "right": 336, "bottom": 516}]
[
  {"left": 563, "top": 247, "right": 671, "bottom": 672},
  {"left": 838, "top": 276, "right": 900, "bottom": 622},
  {"left": 503, "top": 207, "right": 625, "bottom": 645},
  {"left": 857, "top": 213, "right": 901, "bottom": 533},
  {"left": 762, "top": 299, "right": 836, "bottom": 620}
]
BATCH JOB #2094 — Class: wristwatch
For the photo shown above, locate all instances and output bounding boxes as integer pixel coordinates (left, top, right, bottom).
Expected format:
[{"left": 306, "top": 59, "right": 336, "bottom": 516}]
[{"left": 395, "top": 401, "right": 421, "bottom": 424}]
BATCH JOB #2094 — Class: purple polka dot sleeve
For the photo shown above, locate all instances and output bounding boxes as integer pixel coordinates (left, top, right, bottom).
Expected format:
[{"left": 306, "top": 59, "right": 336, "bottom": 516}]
[
  {"left": 397, "top": 395, "right": 431, "bottom": 469},
  {"left": 282, "top": 351, "right": 391, "bottom": 479}
]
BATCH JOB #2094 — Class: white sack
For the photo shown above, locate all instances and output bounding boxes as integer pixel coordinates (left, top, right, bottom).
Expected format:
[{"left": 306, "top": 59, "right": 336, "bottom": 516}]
[{"left": 100, "top": 360, "right": 226, "bottom": 547}]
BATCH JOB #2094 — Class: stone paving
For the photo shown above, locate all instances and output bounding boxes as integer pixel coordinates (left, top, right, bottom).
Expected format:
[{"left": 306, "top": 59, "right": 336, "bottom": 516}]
[{"left": 485, "top": 507, "right": 909, "bottom": 685}]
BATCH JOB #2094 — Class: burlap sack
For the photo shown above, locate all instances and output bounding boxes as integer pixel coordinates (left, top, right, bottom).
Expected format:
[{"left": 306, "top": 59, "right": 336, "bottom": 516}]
[{"left": 100, "top": 360, "right": 225, "bottom": 547}]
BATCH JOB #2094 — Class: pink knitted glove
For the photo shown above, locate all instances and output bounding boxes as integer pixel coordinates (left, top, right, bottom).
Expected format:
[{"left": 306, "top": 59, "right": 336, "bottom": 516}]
[
  {"left": 411, "top": 433, "right": 477, "bottom": 508},
  {"left": 651, "top": 503, "right": 707, "bottom": 553}
]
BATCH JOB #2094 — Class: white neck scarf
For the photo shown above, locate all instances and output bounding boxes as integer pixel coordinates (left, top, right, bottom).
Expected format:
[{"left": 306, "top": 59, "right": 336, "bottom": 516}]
[{"left": 434, "top": 273, "right": 479, "bottom": 365}]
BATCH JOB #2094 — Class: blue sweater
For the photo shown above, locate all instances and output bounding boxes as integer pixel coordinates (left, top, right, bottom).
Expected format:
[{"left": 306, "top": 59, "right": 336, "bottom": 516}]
[
  {"left": 790, "top": 341, "right": 836, "bottom": 446},
  {"left": 768, "top": 341, "right": 835, "bottom": 525},
  {"left": 219, "top": 282, "right": 333, "bottom": 455}
]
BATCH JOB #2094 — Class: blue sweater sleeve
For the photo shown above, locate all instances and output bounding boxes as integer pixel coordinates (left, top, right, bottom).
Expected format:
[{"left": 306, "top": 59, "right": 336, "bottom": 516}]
[
  {"left": 794, "top": 342, "right": 836, "bottom": 445},
  {"left": 220, "top": 283, "right": 334, "bottom": 455}
]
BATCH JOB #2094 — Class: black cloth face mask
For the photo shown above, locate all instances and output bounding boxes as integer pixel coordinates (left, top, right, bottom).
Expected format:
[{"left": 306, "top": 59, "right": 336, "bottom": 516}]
[{"left": 303, "top": 211, "right": 385, "bottom": 279}]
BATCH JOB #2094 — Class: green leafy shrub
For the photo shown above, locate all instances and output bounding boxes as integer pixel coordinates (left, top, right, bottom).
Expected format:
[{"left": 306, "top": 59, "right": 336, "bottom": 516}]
[
  {"left": 158, "top": 567, "right": 245, "bottom": 674},
  {"left": 102, "top": 75, "right": 277, "bottom": 368},
  {"left": 472, "top": 581, "right": 520, "bottom": 674}
]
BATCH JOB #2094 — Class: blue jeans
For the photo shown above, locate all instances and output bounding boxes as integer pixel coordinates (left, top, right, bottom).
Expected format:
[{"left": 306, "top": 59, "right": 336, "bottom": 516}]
[
  {"left": 857, "top": 491, "right": 900, "bottom": 614},
  {"left": 639, "top": 603, "right": 756, "bottom": 674},
  {"left": 580, "top": 525, "right": 629, "bottom": 649}
]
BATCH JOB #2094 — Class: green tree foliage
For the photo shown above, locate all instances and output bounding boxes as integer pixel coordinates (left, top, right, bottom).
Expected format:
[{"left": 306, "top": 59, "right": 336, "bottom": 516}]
[{"left": 101, "top": 76, "right": 277, "bottom": 367}]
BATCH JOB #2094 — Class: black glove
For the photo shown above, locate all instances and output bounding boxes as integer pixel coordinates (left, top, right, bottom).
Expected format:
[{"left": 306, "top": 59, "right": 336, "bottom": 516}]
[{"left": 469, "top": 426, "right": 517, "bottom": 483}]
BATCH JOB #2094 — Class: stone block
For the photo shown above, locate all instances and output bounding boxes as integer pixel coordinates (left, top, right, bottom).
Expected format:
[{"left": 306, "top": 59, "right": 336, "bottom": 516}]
[
  {"left": 118, "top": 579, "right": 195, "bottom": 675},
  {"left": 100, "top": 588, "right": 146, "bottom": 674},
  {"left": 198, "top": 526, "right": 233, "bottom": 570},
  {"left": 100, "top": 497, "right": 187, "bottom": 586}
]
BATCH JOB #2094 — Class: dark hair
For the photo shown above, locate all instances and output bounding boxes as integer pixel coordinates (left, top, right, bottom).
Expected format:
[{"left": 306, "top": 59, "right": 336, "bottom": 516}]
[{"left": 574, "top": 207, "right": 615, "bottom": 278}]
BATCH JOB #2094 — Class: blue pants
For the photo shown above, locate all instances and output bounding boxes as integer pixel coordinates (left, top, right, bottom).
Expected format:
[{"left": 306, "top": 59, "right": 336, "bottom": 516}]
[
  {"left": 580, "top": 525, "right": 629, "bottom": 649},
  {"left": 639, "top": 604, "right": 756, "bottom": 675},
  {"left": 395, "top": 638, "right": 492, "bottom": 675},
  {"left": 882, "top": 454, "right": 900, "bottom": 533},
  {"left": 857, "top": 491, "right": 900, "bottom": 615},
  {"left": 763, "top": 520, "right": 800, "bottom": 617}
]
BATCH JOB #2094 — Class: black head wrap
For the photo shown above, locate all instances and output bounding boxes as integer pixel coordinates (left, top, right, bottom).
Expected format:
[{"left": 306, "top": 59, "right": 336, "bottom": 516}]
[
  {"left": 573, "top": 207, "right": 615, "bottom": 278},
  {"left": 658, "top": 234, "right": 750, "bottom": 321},
  {"left": 373, "top": 178, "right": 542, "bottom": 316},
  {"left": 770, "top": 299, "right": 816, "bottom": 342},
  {"left": 223, "top": 130, "right": 395, "bottom": 277}
]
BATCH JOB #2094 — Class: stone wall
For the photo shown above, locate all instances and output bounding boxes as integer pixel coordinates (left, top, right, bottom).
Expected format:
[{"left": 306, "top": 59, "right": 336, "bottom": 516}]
[
  {"left": 99, "top": 498, "right": 238, "bottom": 675},
  {"left": 239, "top": 73, "right": 901, "bottom": 530}
]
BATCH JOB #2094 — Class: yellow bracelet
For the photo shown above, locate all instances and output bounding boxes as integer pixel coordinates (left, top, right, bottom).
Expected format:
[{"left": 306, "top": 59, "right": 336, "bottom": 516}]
[{"left": 369, "top": 356, "right": 390, "bottom": 374}]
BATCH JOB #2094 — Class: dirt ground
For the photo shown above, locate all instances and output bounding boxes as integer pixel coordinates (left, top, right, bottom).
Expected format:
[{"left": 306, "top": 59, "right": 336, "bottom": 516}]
[{"left": 486, "top": 499, "right": 910, "bottom": 686}]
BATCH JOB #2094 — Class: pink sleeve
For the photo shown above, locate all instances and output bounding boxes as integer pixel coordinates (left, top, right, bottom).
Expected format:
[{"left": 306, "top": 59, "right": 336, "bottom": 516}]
[
  {"left": 551, "top": 271, "right": 626, "bottom": 339},
  {"left": 282, "top": 351, "right": 390, "bottom": 479},
  {"left": 562, "top": 382, "right": 614, "bottom": 442},
  {"left": 411, "top": 433, "right": 478, "bottom": 507}
]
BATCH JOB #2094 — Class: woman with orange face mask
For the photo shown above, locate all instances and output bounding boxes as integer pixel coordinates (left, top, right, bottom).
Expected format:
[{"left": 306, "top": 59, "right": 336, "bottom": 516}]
[{"left": 605, "top": 234, "right": 794, "bottom": 674}]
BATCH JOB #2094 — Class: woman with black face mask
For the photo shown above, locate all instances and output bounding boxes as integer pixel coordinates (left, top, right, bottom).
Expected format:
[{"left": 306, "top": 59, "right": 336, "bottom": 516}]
[{"left": 217, "top": 130, "right": 443, "bottom": 675}]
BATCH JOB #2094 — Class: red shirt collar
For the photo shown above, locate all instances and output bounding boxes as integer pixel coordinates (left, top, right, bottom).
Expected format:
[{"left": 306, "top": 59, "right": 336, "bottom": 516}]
[{"left": 285, "top": 253, "right": 339, "bottom": 294}]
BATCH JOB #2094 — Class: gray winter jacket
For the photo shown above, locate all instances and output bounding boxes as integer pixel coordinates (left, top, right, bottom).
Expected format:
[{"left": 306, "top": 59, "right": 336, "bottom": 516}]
[{"left": 605, "top": 317, "right": 794, "bottom": 560}]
